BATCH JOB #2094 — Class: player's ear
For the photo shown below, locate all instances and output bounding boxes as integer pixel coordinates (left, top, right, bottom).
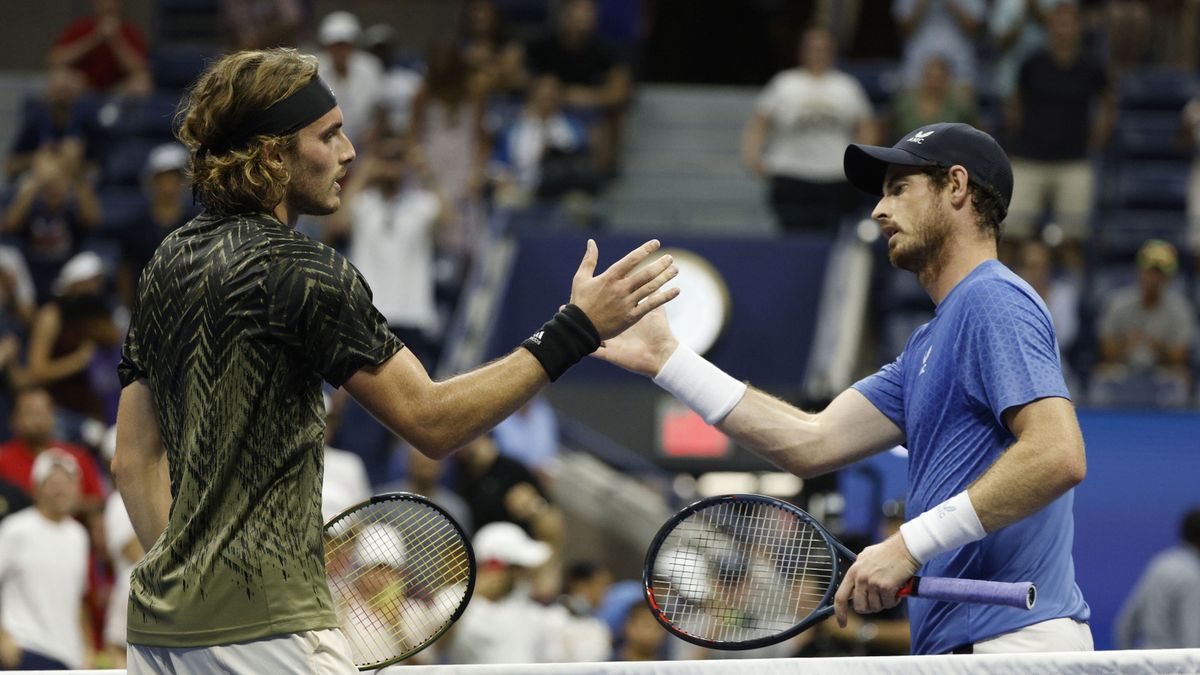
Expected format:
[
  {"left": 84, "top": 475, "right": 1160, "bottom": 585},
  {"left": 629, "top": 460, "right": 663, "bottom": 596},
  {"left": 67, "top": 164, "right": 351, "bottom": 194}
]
[
  {"left": 948, "top": 165, "right": 971, "bottom": 208},
  {"left": 260, "top": 139, "right": 286, "bottom": 171}
]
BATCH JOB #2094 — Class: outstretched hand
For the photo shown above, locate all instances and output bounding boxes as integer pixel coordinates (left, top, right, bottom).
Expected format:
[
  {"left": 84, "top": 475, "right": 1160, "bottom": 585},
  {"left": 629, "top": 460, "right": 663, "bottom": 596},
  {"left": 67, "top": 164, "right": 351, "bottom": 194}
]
[
  {"left": 569, "top": 239, "right": 679, "bottom": 340},
  {"left": 593, "top": 305, "right": 679, "bottom": 378}
]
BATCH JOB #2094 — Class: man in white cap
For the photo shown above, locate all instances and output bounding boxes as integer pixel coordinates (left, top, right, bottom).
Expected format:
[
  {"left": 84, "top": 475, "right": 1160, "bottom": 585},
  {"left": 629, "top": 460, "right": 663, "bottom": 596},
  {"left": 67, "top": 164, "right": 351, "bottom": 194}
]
[
  {"left": 316, "top": 11, "right": 384, "bottom": 148},
  {"left": 443, "top": 521, "right": 571, "bottom": 663},
  {"left": 0, "top": 449, "right": 92, "bottom": 669}
]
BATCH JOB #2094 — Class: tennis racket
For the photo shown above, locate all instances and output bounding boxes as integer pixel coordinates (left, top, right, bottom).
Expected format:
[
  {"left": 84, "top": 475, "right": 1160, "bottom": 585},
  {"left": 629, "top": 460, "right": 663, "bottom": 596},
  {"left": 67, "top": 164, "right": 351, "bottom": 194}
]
[
  {"left": 643, "top": 494, "right": 1036, "bottom": 650},
  {"left": 324, "top": 493, "right": 475, "bottom": 669}
]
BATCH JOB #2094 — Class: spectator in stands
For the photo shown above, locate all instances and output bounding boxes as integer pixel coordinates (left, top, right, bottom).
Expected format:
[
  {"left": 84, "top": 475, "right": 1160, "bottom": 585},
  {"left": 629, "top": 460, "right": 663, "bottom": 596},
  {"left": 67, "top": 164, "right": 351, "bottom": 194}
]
[
  {"left": 316, "top": 11, "right": 385, "bottom": 149},
  {"left": 740, "top": 27, "right": 876, "bottom": 233},
  {"left": 459, "top": 0, "right": 527, "bottom": 95},
  {"left": 525, "top": 0, "right": 633, "bottom": 175},
  {"left": 493, "top": 394, "right": 562, "bottom": 482},
  {"left": 1115, "top": 506, "right": 1200, "bottom": 649},
  {"left": 612, "top": 600, "right": 669, "bottom": 660},
  {"left": 0, "top": 246, "right": 38, "bottom": 331},
  {"left": 0, "top": 388, "right": 106, "bottom": 514},
  {"left": 1004, "top": 1, "right": 1115, "bottom": 252},
  {"left": 1008, "top": 238, "right": 1080, "bottom": 358},
  {"left": 1098, "top": 239, "right": 1196, "bottom": 378},
  {"left": 887, "top": 54, "right": 978, "bottom": 144},
  {"left": 327, "top": 136, "right": 448, "bottom": 369},
  {"left": 442, "top": 521, "right": 567, "bottom": 663},
  {"left": 2, "top": 157, "right": 101, "bottom": 303},
  {"left": 491, "top": 75, "right": 598, "bottom": 209},
  {"left": 6, "top": 65, "right": 99, "bottom": 181},
  {"left": 988, "top": 0, "right": 1058, "bottom": 100},
  {"left": 1183, "top": 92, "right": 1200, "bottom": 266},
  {"left": 26, "top": 252, "right": 122, "bottom": 428},
  {"left": 219, "top": 0, "right": 307, "bottom": 51},
  {"left": 362, "top": 24, "right": 423, "bottom": 136},
  {"left": 893, "top": 0, "right": 986, "bottom": 90},
  {"left": 378, "top": 443, "right": 474, "bottom": 535},
  {"left": 411, "top": 42, "right": 489, "bottom": 263},
  {"left": 0, "top": 450, "right": 93, "bottom": 669},
  {"left": 117, "top": 143, "right": 198, "bottom": 308},
  {"left": 48, "top": 0, "right": 150, "bottom": 95},
  {"left": 453, "top": 433, "right": 564, "bottom": 599}
]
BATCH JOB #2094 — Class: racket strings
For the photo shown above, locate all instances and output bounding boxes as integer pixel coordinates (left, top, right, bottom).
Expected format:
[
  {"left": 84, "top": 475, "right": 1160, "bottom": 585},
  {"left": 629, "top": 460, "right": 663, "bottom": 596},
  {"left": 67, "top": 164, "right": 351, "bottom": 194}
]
[
  {"left": 325, "top": 499, "right": 471, "bottom": 667},
  {"left": 651, "top": 501, "right": 836, "bottom": 644}
]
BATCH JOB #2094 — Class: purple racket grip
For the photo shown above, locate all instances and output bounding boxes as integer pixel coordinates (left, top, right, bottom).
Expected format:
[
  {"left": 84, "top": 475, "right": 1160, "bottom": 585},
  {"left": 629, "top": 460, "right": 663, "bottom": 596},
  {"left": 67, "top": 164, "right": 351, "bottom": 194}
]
[{"left": 907, "top": 577, "right": 1036, "bottom": 610}]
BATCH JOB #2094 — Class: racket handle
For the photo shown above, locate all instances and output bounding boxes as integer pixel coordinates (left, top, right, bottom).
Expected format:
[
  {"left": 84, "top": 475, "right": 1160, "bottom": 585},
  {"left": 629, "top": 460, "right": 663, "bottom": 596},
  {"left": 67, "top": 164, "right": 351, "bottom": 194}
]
[{"left": 900, "top": 576, "right": 1036, "bottom": 610}]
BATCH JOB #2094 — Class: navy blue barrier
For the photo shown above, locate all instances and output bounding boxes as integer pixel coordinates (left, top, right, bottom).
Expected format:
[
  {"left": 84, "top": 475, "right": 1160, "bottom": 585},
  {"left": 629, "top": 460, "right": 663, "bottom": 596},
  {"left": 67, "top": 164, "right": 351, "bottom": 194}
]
[{"left": 487, "top": 232, "right": 833, "bottom": 387}]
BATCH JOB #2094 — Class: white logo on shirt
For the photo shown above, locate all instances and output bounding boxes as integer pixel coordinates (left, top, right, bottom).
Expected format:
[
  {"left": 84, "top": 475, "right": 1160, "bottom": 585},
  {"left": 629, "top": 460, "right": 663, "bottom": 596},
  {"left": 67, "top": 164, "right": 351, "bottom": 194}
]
[
  {"left": 906, "top": 130, "right": 936, "bottom": 144},
  {"left": 919, "top": 345, "right": 933, "bottom": 376}
]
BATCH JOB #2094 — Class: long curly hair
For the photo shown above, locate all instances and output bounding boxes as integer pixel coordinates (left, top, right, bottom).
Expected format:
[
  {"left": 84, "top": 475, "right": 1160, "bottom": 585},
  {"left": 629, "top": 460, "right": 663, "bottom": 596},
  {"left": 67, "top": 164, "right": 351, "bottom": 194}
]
[{"left": 176, "top": 49, "right": 319, "bottom": 214}]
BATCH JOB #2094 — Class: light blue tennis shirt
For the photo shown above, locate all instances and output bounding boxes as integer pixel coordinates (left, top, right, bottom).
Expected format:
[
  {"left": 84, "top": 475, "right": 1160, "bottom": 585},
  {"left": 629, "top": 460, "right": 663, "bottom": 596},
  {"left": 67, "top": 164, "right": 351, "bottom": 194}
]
[{"left": 852, "top": 260, "right": 1089, "bottom": 655}]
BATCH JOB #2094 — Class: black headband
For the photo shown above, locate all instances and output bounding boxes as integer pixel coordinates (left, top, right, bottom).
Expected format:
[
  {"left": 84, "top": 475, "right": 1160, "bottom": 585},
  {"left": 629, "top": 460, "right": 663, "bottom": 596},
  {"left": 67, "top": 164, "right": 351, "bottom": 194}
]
[{"left": 199, "top": 76, "right": 337, "bottom": 156}]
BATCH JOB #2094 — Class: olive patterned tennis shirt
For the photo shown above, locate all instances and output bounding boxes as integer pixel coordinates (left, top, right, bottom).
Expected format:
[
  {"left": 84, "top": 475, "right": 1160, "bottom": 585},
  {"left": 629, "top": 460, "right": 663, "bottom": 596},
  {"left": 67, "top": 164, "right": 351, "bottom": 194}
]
[{"left": 118, "top": 211, "right": 403, "bottom": 647}]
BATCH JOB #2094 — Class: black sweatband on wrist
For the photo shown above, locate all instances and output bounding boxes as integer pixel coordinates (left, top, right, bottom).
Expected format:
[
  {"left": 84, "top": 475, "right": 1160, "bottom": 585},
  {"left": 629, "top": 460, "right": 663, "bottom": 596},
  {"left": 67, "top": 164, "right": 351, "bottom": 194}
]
[{"left": 521, "top": 304, "right": 601, "bottom": 381}]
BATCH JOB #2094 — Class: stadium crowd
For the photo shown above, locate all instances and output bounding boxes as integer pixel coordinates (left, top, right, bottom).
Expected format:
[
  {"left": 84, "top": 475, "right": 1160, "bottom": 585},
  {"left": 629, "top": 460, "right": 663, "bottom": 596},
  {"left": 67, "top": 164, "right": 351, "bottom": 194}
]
[{"left": 0, "top": 0, "right": 1199, "bottom": 668}]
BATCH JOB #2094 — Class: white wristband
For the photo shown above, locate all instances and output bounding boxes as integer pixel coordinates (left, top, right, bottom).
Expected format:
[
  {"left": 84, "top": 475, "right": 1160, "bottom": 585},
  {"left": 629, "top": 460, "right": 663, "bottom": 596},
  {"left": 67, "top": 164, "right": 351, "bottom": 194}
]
[
  {"left": 652, "top": 344, "right": 747, "bottom": 425},
  {"left": 899, "top": 491, "right": 987, "bottom": 565}
]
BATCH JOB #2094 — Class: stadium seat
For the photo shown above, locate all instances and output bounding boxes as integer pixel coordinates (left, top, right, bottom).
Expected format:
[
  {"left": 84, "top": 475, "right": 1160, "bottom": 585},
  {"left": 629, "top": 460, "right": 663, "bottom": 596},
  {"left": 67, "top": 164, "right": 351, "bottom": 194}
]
[
  {"left": 1111, "top": 111, "right": 1190, "bottom": 161},
  {"left": 1093, "top": 209, "right": 1189, "bottom": 258},
  {"left": 1108, "top": 161, "right": 1190, "bottom": 210},
  {"left": 1118, "top": 67, "right": 1197, "bottom": 112},
  {"left": 101, "top": 139, "right": 156, "bottom": 187},
  {"left": 841, "top": 59, "right": 901, "bottom": 109},
  {"left": 152, "top": 45, "right": 218, "bottom": 91},
  {"left": 108, "top": 92, "right": 184, "bottom": 140},
  {"left": 97, "top": 186, "right": 147, "bottom": 232}
]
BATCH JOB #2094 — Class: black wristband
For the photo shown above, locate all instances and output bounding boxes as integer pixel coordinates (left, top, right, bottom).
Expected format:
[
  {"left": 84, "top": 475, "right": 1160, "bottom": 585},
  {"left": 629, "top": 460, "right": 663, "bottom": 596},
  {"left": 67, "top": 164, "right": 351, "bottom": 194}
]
[{"left": 521, "top": 304, "right": 601, "bottom": 381}]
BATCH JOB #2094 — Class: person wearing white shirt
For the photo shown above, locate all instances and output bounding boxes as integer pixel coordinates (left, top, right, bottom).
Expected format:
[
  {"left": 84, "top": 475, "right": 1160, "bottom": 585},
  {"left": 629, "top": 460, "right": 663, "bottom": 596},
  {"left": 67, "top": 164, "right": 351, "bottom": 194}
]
[
  {"left": 327, "top": 137, "right": 448, "bottom": 368},
  {"left": 443, "top": 522, "right": 580, "bottom": 663},
  {"left": 316, "top": 11, "right": 385, "bottom": 148},
  {"left": 741, "top": 27, "right": 876, "bottom": 233},
  {"left": 0, "top": 449, "right": 91, "bottom": 669}
]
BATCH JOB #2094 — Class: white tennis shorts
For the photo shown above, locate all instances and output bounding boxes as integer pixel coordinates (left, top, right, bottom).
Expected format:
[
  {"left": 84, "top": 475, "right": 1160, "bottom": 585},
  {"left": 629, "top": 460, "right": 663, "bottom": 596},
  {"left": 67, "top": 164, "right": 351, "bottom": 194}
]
[
  {"left": 127, "top": 628, "right": 357, "bottom": 674},
  {"left": 973, "top": 617, "right": 1094, "bottom": 653}
]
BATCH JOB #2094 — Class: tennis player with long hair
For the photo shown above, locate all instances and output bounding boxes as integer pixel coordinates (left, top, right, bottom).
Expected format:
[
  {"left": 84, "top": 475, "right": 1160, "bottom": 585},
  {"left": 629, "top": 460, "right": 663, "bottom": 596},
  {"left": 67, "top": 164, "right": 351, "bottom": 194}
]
[
  {"left": 111, "top": 48, "right": 678, "bottom": 673},
  {"left": 598, "top": 123, "right": 1092, "bottom": 655}
]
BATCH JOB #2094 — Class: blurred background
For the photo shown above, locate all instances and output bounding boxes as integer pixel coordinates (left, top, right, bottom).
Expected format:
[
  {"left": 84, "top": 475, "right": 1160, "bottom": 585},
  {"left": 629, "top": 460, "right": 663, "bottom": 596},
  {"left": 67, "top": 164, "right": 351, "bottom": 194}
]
[{"left": 0, "top": 0, "right": 1198, "bottom": 668}]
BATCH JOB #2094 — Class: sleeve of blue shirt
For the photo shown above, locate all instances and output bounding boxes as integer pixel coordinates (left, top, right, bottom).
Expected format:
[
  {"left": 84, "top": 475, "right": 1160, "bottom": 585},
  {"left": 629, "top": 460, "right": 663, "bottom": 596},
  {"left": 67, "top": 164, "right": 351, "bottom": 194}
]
[
  {"left": 852, "top": 350, "right": 907, "bottom": 435},
  {"left": 961, "top": 279, "right": 1071, "bottom": 430}
]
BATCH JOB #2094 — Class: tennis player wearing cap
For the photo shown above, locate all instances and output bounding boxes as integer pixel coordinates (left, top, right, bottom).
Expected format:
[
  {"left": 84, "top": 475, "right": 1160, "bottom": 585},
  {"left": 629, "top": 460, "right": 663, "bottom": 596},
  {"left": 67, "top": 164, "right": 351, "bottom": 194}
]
[
  {"left": 112, "top": 48, "right": 677, "bottom": 674},
  {"left": 597, "top": 122, "right": 1092, "bottom": 654}
]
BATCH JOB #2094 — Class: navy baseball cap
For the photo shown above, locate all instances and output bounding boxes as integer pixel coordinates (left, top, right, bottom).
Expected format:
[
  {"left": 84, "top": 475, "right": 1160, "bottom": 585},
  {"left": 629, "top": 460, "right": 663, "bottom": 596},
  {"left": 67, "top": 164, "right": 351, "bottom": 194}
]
[{"left": 843, "top": 123, "right": 1013, "bottom": 210}]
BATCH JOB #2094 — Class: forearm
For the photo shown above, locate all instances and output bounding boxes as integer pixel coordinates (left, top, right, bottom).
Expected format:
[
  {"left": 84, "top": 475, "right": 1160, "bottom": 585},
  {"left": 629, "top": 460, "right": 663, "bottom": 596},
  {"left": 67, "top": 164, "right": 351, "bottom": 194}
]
[
  {"left": 717, "top": 388, "right": 827, "bottom": 477},
  {"left": 740, "top": 116, "right": 769, "bottom": 171},
  {"left": 3, "top": 179, "right": 39, "bottom": 232},
  {"left": 348, "top": 347, "right": 549, "bottom": 459},
  {"left": 113, "top": 382, "right": 171, "bottom": 550},
  {"left": 115, "top": 452, "right": 171, "bottom": 550},
  {"left": 108, "top": 33, "right": 147, "bottom": 73},
  {"left": 27, "top": 348, "right": 92, "bottom": 384},
  {"left": 48, "top": 34, "right": 104, "bottom": 67}
]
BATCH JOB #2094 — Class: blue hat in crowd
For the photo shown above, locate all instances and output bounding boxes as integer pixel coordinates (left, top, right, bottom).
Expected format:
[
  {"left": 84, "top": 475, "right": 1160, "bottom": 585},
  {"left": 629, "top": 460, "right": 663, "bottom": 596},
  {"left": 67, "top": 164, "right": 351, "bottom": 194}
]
[{"left": 843, "top": 122, "right": 1014, "bottom": 211}]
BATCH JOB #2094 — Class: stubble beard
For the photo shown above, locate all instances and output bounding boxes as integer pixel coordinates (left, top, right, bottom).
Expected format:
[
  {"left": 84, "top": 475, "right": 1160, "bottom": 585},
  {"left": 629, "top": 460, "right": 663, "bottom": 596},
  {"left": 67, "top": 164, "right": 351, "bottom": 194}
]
[{"left": 889, "top": 201, "right": 952, "bottom": 287}]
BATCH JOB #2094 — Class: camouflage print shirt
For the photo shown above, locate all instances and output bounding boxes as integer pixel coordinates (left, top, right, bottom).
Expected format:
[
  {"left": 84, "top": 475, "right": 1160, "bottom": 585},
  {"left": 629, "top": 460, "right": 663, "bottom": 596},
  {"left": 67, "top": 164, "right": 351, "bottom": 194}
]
[{"left": 118, "top": 211, "right": 402, "bottom": 647}]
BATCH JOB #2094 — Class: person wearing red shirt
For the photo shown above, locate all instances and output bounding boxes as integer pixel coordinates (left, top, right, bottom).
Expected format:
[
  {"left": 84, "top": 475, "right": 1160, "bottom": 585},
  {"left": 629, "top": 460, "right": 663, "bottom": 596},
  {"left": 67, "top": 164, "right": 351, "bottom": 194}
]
[
  {"left": 0, "top": 388, "right": 105, "bottom": 512},
  {"left": 49, "top": 0, "right": 150, "bottom": 95}
]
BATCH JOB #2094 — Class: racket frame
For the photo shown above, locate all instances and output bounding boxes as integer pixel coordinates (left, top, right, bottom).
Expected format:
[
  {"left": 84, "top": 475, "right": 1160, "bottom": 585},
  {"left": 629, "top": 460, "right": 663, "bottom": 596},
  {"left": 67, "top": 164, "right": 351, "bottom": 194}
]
[
  {"left": 324, "top": 491, "right": 476, "bottom": 670},
  {"left": 642, "top": 493, "right": 848, "bottom": 650}
]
